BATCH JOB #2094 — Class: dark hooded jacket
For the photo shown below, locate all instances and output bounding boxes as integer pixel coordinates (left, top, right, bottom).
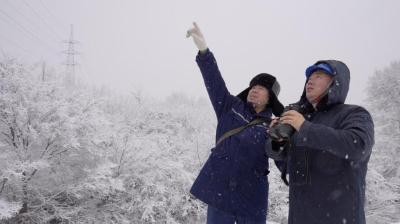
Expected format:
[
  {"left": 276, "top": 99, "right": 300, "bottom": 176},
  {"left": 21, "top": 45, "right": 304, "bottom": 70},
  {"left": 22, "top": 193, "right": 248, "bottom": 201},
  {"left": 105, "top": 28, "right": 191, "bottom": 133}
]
[
  {"left": 190, "top": 49, "right": 274, "bottom": 220},
  {"left": 268, "top": 60, "right": 375, "bottom": 224}
]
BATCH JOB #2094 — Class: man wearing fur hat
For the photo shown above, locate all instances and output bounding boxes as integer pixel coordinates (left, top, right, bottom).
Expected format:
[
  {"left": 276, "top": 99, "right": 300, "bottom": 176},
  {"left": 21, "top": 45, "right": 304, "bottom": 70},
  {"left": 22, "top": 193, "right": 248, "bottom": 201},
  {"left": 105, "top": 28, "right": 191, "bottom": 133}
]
[
  {"left": 186, "top": 22, "right": 284, "bottom": 223},
  {"left": 267, "top": 60, "right": 375, "bottom": 224}
]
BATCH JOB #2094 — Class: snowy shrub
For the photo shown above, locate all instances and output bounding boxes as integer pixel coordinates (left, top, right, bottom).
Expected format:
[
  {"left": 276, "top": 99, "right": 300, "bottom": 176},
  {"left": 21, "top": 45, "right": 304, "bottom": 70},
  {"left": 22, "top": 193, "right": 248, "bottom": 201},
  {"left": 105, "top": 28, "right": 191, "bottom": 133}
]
[
  {"left": 365, "top": 61, "right": 400, "bottom": 224},
  {"left": 1, "top": 56, "right": 399, "bottom": 223}
]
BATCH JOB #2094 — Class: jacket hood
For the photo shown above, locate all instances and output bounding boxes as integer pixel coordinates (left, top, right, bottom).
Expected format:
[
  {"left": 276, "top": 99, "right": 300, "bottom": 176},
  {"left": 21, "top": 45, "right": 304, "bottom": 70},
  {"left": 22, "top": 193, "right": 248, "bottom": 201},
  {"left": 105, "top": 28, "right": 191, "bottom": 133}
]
[{"left": 299, "top": 60, "right": 350, "bottom": 109}]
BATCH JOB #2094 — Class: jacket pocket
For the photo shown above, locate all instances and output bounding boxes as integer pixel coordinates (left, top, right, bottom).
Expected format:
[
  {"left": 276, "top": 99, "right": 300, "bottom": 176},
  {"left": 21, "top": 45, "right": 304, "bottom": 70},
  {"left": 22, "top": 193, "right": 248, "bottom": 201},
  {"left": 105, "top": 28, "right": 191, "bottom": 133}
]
[
  {"left": 289, "top": 149, "right": 311, "bottom": 185},
  {"left": 312, "top": 151, "right": 345, "bottom": 175},
  {"left": 209, "top": 146, "right": 230, "bottom": 172}
]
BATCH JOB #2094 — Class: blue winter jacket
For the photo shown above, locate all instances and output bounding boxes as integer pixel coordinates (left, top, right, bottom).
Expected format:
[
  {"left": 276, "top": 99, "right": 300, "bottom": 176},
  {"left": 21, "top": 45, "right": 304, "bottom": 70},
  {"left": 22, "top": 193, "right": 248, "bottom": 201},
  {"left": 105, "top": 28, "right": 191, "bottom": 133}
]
[
  {"left": 268, "top": 60, "right": 375, "bottom": 224},
  {"left": 190, "top": 49, "right": 272, "bottom": 219}
]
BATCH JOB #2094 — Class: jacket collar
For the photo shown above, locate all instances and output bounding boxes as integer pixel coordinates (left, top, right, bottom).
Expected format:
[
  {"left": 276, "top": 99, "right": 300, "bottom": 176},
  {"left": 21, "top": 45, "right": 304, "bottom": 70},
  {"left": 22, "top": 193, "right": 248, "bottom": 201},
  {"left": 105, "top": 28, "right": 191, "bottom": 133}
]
[{"left": 246, "top": 102, "right": 273, "bottom": 119}]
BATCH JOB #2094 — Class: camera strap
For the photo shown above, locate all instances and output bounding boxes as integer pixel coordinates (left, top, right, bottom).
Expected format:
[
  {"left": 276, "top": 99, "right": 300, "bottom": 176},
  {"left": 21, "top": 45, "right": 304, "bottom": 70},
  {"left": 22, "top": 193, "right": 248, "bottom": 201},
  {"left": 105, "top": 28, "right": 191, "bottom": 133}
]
[{"left": 215, "top": 118, "right": 269, "bottom": 146}]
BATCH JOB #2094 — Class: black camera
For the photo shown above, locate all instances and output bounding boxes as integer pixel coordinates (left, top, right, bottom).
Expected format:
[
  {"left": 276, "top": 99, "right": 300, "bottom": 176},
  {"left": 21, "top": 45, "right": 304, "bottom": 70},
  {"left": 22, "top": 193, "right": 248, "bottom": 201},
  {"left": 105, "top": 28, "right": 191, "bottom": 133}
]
[{"left": 269, "top": 104, "right": 305, "bottom": 142}]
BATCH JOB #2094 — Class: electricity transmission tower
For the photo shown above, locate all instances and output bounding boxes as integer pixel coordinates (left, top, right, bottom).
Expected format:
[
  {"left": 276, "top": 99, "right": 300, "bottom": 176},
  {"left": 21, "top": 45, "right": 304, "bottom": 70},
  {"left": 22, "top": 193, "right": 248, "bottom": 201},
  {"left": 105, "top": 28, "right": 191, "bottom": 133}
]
[{"left": 63, "top": 24, "right": 79, "bottom": 87}]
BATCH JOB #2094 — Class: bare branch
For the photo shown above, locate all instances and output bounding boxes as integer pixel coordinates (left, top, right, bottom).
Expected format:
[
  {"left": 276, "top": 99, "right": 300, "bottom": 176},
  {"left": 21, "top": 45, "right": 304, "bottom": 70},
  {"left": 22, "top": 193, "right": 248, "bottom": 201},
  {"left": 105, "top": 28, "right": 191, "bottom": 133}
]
[
  {"left": 26, "top": 169, "right": 37, "bottom": 182},
  {"left": 0, "top": 178, "right": 8, "bottom": 195},
  {"left": 40, "top": 137, "right": 56, "bottom": 159}
]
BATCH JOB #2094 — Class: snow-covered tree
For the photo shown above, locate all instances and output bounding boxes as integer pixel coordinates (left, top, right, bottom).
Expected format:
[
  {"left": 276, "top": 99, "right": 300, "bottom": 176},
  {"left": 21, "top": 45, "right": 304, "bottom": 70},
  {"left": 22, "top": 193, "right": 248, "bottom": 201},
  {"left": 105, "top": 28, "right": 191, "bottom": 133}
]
[
  {"left": 365, "top": 61, "right": 400, "bottom": 223},
  {"left": 366, "top": 61, "right": 400, "bottom": 179},
  {"left": 0, "top": 57, "right": 108, "bottom": 223},
  {"left": 2, "top": 55, "right": 398, "bottom": 223}
]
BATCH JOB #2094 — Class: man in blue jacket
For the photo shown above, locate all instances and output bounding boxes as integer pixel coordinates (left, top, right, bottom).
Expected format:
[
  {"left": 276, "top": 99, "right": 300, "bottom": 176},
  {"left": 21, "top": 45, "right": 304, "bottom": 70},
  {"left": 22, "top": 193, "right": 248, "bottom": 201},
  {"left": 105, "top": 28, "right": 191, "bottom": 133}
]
[
  {"left": 267, "top": 60, "right": 375, "bottom": 224},
  {"left": 187, "top": 22, "right": 284, "bottom": 223}
]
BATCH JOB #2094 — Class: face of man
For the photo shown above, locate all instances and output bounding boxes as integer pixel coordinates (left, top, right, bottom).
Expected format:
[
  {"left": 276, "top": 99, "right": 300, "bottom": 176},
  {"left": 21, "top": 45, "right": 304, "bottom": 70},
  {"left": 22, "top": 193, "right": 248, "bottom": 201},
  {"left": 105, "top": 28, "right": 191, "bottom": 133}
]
[
  {"left": 247, "top": 85, "right": 269, "bottom": 109},
  {"left": 305, "top": 71, "right": 333, "bottom": 105}
]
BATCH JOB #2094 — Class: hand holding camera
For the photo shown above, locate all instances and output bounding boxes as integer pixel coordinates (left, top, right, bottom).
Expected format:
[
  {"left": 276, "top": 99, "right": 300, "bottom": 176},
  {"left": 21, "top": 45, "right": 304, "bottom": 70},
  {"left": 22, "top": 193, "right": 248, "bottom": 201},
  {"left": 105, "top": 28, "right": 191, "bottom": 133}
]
[
  {"left": 269, "top": 104, "right": 306, "bottom": 142},
  {"left": 266, "top": 104, "right": 306, "bottom": 160}
]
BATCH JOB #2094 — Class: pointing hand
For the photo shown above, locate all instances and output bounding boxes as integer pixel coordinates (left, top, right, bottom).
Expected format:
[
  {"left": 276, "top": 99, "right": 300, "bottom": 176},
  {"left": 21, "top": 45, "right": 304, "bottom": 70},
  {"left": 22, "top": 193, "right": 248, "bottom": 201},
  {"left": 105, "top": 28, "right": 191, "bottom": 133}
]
[{"left": 186, "top": 22, "right": 208, "bottom": 52}]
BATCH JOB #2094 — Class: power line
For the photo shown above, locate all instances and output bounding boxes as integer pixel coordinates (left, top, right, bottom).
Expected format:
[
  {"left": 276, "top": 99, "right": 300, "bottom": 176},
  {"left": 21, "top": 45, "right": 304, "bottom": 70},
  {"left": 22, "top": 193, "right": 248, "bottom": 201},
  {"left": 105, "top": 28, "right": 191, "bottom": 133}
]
[
  {"left": 0, "top": 33, "right": 31, "bottom": 55},
  {"left": 3, "top": 0, "right": 62, "bottom": 44},
  {"left": 0, "top": 8, "right": 58, "bottom": 53},
  {"left": 20, "top": 0, "right": 64, "bottom": 41},
  {"left": 37, "top": 0, "right": 69, "bottom": 32}
]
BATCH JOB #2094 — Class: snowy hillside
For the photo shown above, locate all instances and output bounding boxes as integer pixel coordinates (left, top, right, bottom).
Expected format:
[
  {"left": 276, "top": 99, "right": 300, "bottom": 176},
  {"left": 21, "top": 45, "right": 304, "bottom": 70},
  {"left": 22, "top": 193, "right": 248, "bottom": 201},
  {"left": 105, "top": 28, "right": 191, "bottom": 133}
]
[{"left": 0, "top": 58, "right": 399, "bottom": 223}]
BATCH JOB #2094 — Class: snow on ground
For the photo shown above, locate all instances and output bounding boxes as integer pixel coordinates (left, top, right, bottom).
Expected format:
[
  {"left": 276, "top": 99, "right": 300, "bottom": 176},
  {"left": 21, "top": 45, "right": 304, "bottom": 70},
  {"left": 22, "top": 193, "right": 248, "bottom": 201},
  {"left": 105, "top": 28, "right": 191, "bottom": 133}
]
[{"left": 0, "top": 199, "right": 21, "bottom": 220}]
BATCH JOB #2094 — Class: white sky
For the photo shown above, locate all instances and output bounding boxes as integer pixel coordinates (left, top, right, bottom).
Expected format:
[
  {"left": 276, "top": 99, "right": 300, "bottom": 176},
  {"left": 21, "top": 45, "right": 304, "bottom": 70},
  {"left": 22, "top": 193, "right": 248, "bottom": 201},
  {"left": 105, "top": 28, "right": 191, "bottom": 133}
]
[{"left": 1, "top": 0, "right": 399, "bottom": 105}]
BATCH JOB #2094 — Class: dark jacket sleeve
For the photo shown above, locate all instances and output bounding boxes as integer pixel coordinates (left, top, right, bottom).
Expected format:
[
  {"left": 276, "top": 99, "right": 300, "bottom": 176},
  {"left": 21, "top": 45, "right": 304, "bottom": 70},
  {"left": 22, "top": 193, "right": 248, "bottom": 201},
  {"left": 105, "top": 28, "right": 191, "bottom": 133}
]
[
  {"left": 196, "top": 49, "right": 240, "bottom": 120},
  {"left": 274, "top": 160, "right": 287, "bottom": 173},
  {"left": 295, "top": 106, "right": 374, "bottom": 162}
]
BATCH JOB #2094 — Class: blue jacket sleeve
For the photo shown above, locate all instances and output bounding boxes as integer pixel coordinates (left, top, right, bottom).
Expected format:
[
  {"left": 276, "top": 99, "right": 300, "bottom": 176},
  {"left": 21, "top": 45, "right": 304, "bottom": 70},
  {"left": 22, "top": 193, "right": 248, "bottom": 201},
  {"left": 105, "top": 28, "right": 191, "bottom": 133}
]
[
  {"left": 295, "top": 106, "right": 374, "bottom": 162},
  {"left": 196, "top": 49, "right": 240, "bottom": 120}
]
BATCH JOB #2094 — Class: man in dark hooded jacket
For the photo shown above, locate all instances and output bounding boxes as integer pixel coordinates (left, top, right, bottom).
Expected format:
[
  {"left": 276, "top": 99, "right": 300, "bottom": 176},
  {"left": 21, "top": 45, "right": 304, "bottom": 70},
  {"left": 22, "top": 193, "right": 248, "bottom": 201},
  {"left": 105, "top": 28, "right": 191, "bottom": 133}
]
[{"left": 267, "top": 60, "right": 374, "bottom": 224}]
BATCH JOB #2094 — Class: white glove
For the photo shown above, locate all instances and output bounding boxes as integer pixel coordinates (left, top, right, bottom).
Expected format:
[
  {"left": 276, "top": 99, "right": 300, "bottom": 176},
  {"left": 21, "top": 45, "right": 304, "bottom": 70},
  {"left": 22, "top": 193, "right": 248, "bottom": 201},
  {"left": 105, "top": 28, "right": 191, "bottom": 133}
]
[{"left": 186, "top": 22, "right": 208, "bottom": 52}]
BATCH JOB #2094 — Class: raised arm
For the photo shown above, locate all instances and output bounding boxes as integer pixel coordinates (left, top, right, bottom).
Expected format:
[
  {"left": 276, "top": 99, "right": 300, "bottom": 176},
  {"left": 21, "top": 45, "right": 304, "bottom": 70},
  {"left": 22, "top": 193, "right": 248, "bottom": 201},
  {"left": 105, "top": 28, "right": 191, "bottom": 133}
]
[{"left": 187, "top": 22, "right": 240, "bottom": 120}]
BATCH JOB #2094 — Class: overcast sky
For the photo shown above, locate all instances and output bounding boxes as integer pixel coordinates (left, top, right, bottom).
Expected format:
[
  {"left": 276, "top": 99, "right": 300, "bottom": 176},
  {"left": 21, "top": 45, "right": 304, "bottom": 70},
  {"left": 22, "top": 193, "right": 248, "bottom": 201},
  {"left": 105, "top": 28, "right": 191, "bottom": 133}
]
[{"left": 1, "top": 0, "right": 399, "bottom": 105}]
